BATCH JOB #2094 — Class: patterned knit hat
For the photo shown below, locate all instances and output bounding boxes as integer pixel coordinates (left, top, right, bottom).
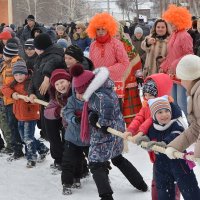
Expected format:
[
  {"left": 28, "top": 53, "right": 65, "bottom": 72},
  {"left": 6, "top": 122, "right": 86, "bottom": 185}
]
[
  {"left": 24, "top": 38, "right": 34, "bottom": 49},
  {"left": 3, "top": 43, "right": 18, "bottom": 57},
  {"left": 143, "top": 79, "right": 158, "bottom": 97},
  {"left": 50, "top": 69, "right": 71, "bottom": 87},
  {"left": 12, "top": 61, "right": 28, "bottom": 75},
  {"left": 70, "top": 64, "right": 95, "bottom": 94},
  {"left": 148, "top": 95, "right": 171, "bottom": 120},
  {"left": 65, "top": 45, "right": 84, "bottom": 63}
]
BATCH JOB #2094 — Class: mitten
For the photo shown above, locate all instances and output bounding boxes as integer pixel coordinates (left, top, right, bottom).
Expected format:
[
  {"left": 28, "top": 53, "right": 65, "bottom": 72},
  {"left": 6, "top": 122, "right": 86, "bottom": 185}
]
[
  {"left": 146, "top": 141, "right": 167, "bottom": 154},
  {"left": 89, "top": 112, "right": 99, "bottom": 128},
  {"left": 165, "top": 147, "right": 179, "bottom": 159},
  {"left": 135, "top": 135, "right": 150, "bottom": 146},
  {"left": 100, "top": 126, "right": 109, "bottom": 134}
]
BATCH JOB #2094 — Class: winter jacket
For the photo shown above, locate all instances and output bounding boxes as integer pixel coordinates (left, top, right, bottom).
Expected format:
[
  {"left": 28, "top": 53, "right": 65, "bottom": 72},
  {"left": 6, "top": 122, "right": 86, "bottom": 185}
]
[
  {"left": 141, "top": 34, "right": 169, "bottom": 78},
  {"left": 1, "top": 78, "right": 40, "bottom": 121},
  {"left": 24, "top": 53, "right": 38, "bottom": 75},
  {"left": 83, "top": 68, "right": 125, "bottom": 162},
  {"left": 159, "top": 30, "right": 193, "bottom": 83},
  {"left": 72, "top": 32, "right": 91, "bottom": 51},
  {"left": 62, "top": 94, "right": 89, "bottom": 147},
  {"left": 168, "top": 80, "right": 200, "bottom": 158},
  {"left": 89, "top": 37, "right": 129, "bottom": 82},
  {"left": 127, "top": 73, "right": 173, "bottom": 135},
  {"left": 20, "top": 23, "right": 47, "bottom": 44},
  {"left": 0, "top": 56, "right": 22, "bottom": 105},
  {"left": 28, "top": 44, "right": 66, "bottom": 100}
]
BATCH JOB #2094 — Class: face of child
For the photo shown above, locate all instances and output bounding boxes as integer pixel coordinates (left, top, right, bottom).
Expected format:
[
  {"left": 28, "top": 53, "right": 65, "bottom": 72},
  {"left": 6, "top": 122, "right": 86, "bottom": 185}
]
[
  {"left": 135, "top": 33, "right": 142, "bottom": 39},
  {"left": 14, "top": 73, "right": 26, "bottom": 83},
  {"left": 65, "top": 54, "right": 78, "bottom": 68},
  {"left": 144, "top": 93, "right": 155, "bottom": 100},
  {"left": 54, "top": 79, "right": 70, "bottom": 94},
  {"left": 76, "top": 92, "right": 84, "bottom": 101},
  {"left": 57, "top": 30, "right": 65, "bottom": 36},
  {"left": 155, "top": 109, "right": 171, "bottom": 125},
  {"left": 25, "top": 47, "right": 35, "bottom": 57},
  {"left": 3, "top": 55, "right": 12, "bottom": 61}
]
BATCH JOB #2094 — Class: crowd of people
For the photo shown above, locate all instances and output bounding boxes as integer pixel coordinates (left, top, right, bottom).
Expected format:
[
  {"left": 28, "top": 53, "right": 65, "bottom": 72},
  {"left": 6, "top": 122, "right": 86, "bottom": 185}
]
[{"left": 1, "top": 3, "right": 200, "bottom": 200}]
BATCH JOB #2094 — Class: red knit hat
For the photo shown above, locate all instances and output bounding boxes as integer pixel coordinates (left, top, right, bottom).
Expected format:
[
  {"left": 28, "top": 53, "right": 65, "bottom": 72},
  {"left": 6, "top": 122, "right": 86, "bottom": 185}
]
[
  {"left": 50, "top": 69, "right": 71, "bottom": 87},
  {"left": 0, "top": 31, "right": 12, "bottom": 40},
  {"left": 70, "top": 64, "right": 95, "bottom": 94}
]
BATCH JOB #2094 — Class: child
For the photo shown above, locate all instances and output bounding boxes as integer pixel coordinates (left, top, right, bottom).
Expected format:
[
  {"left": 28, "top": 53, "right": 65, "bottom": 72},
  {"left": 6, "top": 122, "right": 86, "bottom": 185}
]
[
  {"left": 1, "top": 61, "right": 49, "bottom": 167},
  {"left": 70, "top": 64, "right": 148, "bottom": 200},
  {"left": 0, "top": 42, "right": 24, "bottom": 160},
  {"left": 44, "top": 68, "right": 71, "bottom": 170},
  {"left": 124, "top": 73, "right": 183, "bottom": 200},
  {"left": 165, "top": 54, "right": 200, "bottom": 161},
  {"left": 61, "top": 77, "right": 90, "bottom": 195},
  {"left": 136, "top": 96, "right": 200, "bottom": 199}
]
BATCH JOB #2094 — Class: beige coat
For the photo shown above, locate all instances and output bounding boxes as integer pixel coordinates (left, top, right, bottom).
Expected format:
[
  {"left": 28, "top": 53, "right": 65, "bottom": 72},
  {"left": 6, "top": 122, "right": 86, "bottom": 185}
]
[
  {"left": 141, "top": 35, "right": 168, "bottom": 78},
  {"left": 168, "top": 80, "right": 200, "bottom": 157}
]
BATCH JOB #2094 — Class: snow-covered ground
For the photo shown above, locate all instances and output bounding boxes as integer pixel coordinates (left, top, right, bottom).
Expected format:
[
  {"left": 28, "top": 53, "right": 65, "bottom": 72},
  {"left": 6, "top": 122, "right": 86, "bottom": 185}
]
[{"left": 0, "top": 129, "right": 199, "bottom": 200}]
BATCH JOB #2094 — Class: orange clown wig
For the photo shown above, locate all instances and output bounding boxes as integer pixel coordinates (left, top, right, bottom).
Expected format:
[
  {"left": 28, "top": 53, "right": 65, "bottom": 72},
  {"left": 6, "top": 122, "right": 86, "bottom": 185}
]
[
  {"left": 162, "top": 4, "right": 192, "bottom": 31},
  {"left": 86, "top": 12, "right": 118, "bottom": 39}
]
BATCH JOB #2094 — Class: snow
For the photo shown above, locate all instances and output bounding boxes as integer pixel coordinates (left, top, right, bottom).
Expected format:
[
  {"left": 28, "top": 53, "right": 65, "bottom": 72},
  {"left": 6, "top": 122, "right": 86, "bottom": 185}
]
[{"left": 0, "top": 129, "right": 200, "bottom": 200}]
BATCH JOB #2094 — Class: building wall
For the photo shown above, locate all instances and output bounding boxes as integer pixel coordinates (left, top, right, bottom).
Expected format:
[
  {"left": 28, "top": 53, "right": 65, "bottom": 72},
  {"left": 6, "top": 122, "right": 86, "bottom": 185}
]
[{"left": 0, "top": 0, "right": 9, "bottom": 24}]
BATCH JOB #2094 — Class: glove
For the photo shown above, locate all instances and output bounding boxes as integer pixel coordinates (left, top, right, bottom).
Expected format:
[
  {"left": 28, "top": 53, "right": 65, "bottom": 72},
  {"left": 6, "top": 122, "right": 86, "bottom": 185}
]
[
  {"left": 165, "top": 147, "right": 179, "bottom": 159},
  {"left": 100, "top": 126, "right": 110, "bottom": 135},
  {"left": 89, "top": 112, "right": 99, "bottom": 128},
  {"left": 146, "top": 141, "right": 167, "bottom": 154},
  {"left": 135, "top": 135, "right": 150, "bottom": 146}
]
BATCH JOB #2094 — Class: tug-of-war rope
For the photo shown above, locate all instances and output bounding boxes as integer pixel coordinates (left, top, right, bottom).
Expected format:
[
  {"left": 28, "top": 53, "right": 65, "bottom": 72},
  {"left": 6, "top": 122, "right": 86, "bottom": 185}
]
[{"left": 17, "top": 94, "right": 196, "bottom": 163}]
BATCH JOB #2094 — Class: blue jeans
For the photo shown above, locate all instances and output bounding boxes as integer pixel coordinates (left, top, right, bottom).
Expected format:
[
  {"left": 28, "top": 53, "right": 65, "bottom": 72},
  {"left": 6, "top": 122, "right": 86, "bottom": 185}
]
[
  {"left": 171, "top": 84, "right": 187, "bottom": 116},
  {"left": 18, "top": 120, "right": 48, "bottom": 161},
  {"left": 5, "top": 104, "right": 23, "bottom": 154}
]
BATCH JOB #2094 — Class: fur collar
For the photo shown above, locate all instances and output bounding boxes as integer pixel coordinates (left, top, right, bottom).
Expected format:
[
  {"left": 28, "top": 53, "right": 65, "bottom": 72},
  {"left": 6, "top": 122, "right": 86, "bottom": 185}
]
[{"left": 83, "top": 67, "right": 109, "bottom": 102}]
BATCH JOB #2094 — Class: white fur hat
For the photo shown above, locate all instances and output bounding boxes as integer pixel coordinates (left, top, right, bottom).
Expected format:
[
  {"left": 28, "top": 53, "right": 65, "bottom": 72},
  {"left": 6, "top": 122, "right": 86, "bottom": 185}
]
[{"left": 176, "top": 54, "right": 200, "bottom": 80}]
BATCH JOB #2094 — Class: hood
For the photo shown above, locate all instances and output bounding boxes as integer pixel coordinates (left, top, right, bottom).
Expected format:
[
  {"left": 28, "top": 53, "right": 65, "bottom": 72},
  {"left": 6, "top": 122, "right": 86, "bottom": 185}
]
[
  {"left": 144, "top": 73, "right": 173, "bottom": 97},
  {"left": 83, "top": 67, "right": 110, "bottom": 102}
]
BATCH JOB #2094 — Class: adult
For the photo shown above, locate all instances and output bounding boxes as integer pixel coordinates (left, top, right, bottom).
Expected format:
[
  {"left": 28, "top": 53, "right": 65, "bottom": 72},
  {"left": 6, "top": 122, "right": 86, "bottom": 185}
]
[
  {"left": 56, "top": 25, "right": 71, "bottom": 47},
  {"left": 141, "top": 19, "right": 171, "bottom": 78},
  {"left": 159, "top": 5, "right": 193, "bottom": 115}
]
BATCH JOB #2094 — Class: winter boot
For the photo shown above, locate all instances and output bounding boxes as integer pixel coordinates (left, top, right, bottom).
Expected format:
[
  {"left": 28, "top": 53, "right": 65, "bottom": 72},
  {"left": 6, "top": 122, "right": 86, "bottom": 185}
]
[
  {"left": 72, "top": 178, "right": 81, "bottom": 189},
  {"left": 111, "top": 155, "right": 148, "bottom": 192},
  {"left": 37, "top": 147, "right": 49, "bottom": 163},
  {"left": 26, "top": 160, "right": 36, "bottom": 168},
  {"left": 7, "top": 151, "right": 24, "bottom": 162},
  {"left": 90, "top": 163, "right": 113, "bottom": 198},
  {"left": 0, "top": 147, "right": 13, "bottom": 155},
  {"left": 101, "top": 194, "right": 114, "bottom": 200},
  {"left": 62, "top": 184, "right": 72, "bottom": 195},
  {"left": 50, "top": 161, "right": 62, "bottom": 171}
]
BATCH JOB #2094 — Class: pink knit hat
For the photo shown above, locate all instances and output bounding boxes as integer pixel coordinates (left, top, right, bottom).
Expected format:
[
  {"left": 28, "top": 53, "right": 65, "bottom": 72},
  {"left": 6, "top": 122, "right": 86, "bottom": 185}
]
[{"left": 70, "top": 64, "right": 95, "bottom": 94}]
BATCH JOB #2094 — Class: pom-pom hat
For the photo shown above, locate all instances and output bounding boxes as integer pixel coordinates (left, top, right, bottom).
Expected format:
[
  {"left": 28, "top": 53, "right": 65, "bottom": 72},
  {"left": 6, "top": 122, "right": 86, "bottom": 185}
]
[
  {"left": 176, "top": 54, "right": 200, "bottom": 81},
  {"left": 70, "top": 64, "right": 95, "bottom": 94}
]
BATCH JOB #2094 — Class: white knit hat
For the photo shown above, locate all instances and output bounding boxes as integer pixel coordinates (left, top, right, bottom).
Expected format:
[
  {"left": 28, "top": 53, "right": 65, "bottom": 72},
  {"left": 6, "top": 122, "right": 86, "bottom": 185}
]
[
  {"left": 134, "top": 27, "right": 143, "bottom": 35},
  {"left": 176, "top": 54, "right": 200, "bottom": 80}
]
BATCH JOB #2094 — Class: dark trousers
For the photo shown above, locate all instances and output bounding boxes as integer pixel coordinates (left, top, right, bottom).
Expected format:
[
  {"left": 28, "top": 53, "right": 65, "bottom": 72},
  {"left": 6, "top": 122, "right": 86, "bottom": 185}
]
[
  {"left": 44, "top": 117, "right": 64, "bottom": 165},
  {"left": 0, "top": 134, "right": 4, "bottom": 149},
  {"left": 61, "top": 141, "right": 89, "bottom": 185},
  {"left": 5, "top": 104, "right": 23, "bottom": 154}
]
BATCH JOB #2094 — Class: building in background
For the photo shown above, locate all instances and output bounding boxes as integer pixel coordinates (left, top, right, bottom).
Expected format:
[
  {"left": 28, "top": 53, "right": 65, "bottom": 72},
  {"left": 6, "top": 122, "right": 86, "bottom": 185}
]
[{"left": 0, "top": 0, "right": 13, "bottom": 25}]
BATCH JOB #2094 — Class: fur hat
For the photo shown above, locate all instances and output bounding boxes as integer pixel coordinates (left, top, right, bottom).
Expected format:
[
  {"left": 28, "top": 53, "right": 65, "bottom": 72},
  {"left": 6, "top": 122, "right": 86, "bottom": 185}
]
[
  {"left": 3, "top": 43, "right": 18, "bottom": 57},
  {"left": 162, "top": 4, "right": 192, "bottom": 31},
  {"left": 57, "top": 39, "right": 68, "bottom": 49},
  {"left": 134, "top": 27, "right": 143, "bottom": 35},
  {"left": 12, "top": 61, "right": 28, "bottom": 75},
  {"left": 70, "top": 64, "right": 95, "bottom": 94},
  {"left": 27, "top": 15, "right": 35, "bottom": 21},
  {"left": 34, "top": 33, "right": 52, "bottom": 50},
  {"left": 0, "top": 31, "right": 12, "bottom": 40},
  {"left": 143, "top": 79, "right": 158, "bottom": 97},
  {"left": 148, "top": 95, "right": 171, "bottom": 120},
  {"left": 65, "top": 45, "right": 84, "bottom": 63},
  {"left": 176, "top": 54, "right": 200, "bottom": 81},
  {"left": 86, "top": 12, "right": 118, "bottom": 39},
  {"left": 50, "top": 69, "right": 71, "bottom": 87}
]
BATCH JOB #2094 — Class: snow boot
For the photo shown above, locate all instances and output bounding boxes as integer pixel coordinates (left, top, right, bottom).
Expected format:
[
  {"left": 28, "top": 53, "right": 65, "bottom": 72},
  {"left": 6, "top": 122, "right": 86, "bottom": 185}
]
[
  {"left": 26, "top": 160, "right": 36, "bottom": 168},
  {"left": 111, "top": 155, "right": 148, "bottom": 192},
  {"left": 37, "top": 148, "right": 49, "bottom": 163},
  {"left": 72, "top": 178, "right": 81, "bottom": 189},
  {"left": 101, "top": 194, "right": 114, "bottom": 200},
  {"left": 62, "top": 184, "right": 72, "bottom": 195},
  {"left": 7, "top": 151, "right": 24, "bottom": 162}
]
